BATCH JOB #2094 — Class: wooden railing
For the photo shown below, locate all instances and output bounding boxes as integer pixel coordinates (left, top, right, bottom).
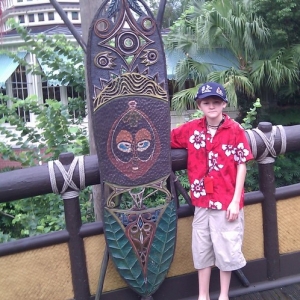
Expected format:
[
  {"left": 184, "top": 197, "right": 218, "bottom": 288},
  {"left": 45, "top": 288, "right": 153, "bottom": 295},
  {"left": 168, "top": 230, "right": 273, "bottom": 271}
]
[{"left": 1, "top": 122, "right": 300, "bottom": 300}]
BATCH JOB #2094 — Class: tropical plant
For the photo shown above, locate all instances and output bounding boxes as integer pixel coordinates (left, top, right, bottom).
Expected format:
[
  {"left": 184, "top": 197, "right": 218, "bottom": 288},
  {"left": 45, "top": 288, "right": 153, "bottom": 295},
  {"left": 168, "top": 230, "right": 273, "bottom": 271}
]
[
  {"left": 0, "top": 21, "right": 92, "bottom": 242},
  {"left": 0, "top": 95, "right": 89, "bottom": 164},
  {"left": 0, "top": 94, "right": 92, "bottom": 243},
  {"left": 147, "top": 0, "right": 191, "bottom": 28},
  {"left": 250, "top": 0, "right": 300, "bottom": 47},
  {"left": 241, "top": 98, "right": 262, "bottom": 129},
  {"left": 165, "top": 0, "right": 300, "bottom": 112}
]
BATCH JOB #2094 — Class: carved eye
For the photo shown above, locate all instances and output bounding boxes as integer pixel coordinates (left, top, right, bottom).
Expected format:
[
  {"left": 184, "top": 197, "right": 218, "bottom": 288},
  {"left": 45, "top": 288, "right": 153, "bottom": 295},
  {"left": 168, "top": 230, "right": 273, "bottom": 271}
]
[
  {"left": 117, "top": 142, "right": 132, "bottom": 153},
  {"left": 137, "top": 140, "right": 150, "bottom": 152}
]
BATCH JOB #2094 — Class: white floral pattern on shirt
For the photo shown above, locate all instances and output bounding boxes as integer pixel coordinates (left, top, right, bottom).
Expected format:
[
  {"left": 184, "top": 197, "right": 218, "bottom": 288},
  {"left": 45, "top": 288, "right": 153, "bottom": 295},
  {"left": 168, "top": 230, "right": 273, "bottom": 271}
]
[
  {"left": 222, "top": 143, "right": 250, "bottom": 164},
  {"left": 189, "top": 130, "right": 206, "bottom": 149},
  {"left": 208, "top": 151, "right": 224, "bottom": 171},
  {"left": 191, "top": 179, "right": 206, "bottom": 198},
  {"left": 222, "top": 144, "right": 235, "bottom": 156},
  {"left": 234, "top": 142, "right": 250, "bottom": 163},
  {"left": 209, "top": 200, "right": 222, "bottom": 210}
]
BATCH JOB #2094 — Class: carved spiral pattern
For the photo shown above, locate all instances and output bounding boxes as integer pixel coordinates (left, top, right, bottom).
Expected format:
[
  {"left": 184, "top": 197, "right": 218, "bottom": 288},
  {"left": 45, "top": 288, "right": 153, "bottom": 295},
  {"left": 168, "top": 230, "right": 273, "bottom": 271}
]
[
  {"left": 94, "top": 18, "right": 110, "bottom": 38},
  {"left": 117, "top": 32, "right": 140, "bottom": 55},
  {"left": 94, "top": 51, "right": 116, "bottom": 69},
  {"left": 141, "top": 49, "right": 158, "bottom": 66},
  {"left": 141, "top": 16, "right": 156, "bottom": 35}
]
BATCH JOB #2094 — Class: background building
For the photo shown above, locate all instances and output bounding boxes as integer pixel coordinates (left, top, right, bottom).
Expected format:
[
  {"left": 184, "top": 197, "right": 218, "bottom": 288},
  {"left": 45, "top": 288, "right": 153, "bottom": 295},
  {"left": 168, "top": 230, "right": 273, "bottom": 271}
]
[{"left": 0, "top": 0, "right": 82, "bottom": 125}]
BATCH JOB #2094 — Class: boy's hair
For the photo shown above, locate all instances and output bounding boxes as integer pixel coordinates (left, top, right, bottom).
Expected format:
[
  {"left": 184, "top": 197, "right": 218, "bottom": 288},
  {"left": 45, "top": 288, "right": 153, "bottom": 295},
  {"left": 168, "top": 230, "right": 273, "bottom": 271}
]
[{"left": 194, "top": 82, "right": 228, "bottom": 103}]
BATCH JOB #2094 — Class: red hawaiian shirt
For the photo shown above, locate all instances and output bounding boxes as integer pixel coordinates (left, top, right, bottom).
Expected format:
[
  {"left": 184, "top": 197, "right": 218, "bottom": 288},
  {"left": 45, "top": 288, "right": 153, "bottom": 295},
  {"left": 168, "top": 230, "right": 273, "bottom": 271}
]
[{"left": 171, "top": 114, "right": 253, "bottom": 210}]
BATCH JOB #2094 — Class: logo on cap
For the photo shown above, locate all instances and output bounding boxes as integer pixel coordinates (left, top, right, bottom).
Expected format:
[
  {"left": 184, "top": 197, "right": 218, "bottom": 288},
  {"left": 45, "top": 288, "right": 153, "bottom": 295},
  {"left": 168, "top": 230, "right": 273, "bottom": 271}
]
[
  {"left": 216, "top": 87, "right": 223, "bottom": 96},
  {"left": 202, "top": 85, "right": 212, "bottom": 94}
]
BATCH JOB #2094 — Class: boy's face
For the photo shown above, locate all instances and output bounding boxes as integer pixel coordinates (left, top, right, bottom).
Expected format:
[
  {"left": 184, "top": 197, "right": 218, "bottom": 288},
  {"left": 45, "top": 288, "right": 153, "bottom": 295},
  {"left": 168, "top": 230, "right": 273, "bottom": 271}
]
[{"left": 196, "top": 96, "right": 227, "bottom": 119}]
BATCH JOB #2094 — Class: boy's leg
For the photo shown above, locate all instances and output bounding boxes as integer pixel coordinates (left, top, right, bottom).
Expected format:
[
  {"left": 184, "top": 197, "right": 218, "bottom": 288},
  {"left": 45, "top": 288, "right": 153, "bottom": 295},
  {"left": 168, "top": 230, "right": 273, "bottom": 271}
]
[
  {"left": 219, "top": 270, "right": 231, "bottom": 300},
  {"left": 198, "top": 267, "right": 211, "bottom": 300},
  {"left": 192, "top": 207, "right": 214, "bottom": 300}
]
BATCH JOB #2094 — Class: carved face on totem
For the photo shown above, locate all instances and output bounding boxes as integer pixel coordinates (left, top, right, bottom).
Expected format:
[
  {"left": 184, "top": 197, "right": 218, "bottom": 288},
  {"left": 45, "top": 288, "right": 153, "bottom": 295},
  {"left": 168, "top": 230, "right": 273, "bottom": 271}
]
[{"left": 107, "top": 100, "right": 161, "bottom": 180}]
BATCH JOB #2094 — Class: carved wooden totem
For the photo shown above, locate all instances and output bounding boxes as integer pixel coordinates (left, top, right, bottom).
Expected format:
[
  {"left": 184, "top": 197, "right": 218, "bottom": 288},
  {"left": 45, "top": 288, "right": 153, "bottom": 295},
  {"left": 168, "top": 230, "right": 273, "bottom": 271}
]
[{"left": 87, "top": 0, "right": 176, "bottom": 298}]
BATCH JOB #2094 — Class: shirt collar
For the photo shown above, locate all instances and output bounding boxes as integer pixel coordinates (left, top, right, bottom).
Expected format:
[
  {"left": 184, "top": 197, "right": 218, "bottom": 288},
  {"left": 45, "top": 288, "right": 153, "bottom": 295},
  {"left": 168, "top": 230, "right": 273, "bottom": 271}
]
[{"left": 198, "top": 113, "right": 231, "bottom": 129}]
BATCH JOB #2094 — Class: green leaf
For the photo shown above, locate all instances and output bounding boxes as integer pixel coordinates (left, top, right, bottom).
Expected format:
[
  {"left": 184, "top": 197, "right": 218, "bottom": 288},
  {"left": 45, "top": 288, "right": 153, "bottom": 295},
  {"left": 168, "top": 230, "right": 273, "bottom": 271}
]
[
  {"left": 146, "top": 200, "right": 177, "bottom": 295},
  {"left": 104, "top": 208, "right": 146, "bottom": 295}
]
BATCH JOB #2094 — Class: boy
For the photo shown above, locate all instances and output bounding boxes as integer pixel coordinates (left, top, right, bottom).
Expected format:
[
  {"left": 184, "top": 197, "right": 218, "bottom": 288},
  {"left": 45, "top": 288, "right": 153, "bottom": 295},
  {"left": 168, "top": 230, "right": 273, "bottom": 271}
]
[{"left": 171, "top": 82, "right": 253, "bottom": 300}]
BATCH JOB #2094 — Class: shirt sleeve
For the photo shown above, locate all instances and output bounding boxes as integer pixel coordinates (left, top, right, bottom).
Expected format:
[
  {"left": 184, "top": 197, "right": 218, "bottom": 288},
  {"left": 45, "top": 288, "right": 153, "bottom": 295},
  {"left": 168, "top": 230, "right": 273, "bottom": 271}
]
[
  {"left": 170, "top": 124, "right": 188, "bottom": 149},
  {"left": 235, "top": 126, "right": 254, "bottom": 164}
]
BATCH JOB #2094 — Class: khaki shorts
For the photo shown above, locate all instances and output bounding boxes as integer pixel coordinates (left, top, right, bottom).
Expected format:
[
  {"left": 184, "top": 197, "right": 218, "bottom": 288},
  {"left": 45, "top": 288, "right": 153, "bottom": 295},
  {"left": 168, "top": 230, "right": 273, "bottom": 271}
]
[{"left": 192, "top": 207, "right": 246, "bottom": 271}]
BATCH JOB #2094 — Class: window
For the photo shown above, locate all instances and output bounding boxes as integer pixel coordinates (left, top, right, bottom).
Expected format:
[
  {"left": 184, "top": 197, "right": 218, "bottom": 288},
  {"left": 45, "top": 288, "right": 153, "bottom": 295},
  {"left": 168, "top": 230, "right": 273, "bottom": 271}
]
[
  {"left": 59, "top": 11, "right": 68, "bottom": 20},
  {"left": 71, "top": 12, "right": 79, "bottom": 20},
  {"left": 18, "top": 15, "right": 25, "bottom": 23},
  {"left": 38, "top": 13, "right": 44, "bottom": 22},
  {"left": 28, "top": 14, "right": 34, "bottom": 22},
  {"left": 17, "top": 0, "right": 23, "bottom": 2},
  {"left": 42, "top": 81, "right": 61, "bottom": 103},
  {"left": 0, "top": 88, "right": 7, "bottom": 120},
  {"left": 11, "top": 66, "right": 30, "bottom": 122},
  {"left": 48, "top": 12, "right": 54, "bottom": 21}
]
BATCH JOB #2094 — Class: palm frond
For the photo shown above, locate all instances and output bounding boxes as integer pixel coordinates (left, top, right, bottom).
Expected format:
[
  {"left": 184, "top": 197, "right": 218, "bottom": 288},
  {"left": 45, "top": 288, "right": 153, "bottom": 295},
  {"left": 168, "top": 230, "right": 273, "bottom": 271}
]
[
  {"left": 171, "top": 86, "right": 200, "bottom": 112},
  {"left": 208, "top": 68, "right": 255, "bottom": 107},
  {"left": 175, "top": 57, "right": 212, "bottom": 89},
  {"left": 250, "top": 47, "right": 299, "bottom": 92}
]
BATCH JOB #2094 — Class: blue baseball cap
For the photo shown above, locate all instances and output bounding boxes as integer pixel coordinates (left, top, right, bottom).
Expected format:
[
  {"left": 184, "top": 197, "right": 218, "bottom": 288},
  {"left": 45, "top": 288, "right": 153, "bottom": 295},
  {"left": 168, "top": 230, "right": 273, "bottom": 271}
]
[{"left": 194, "top": 82, "right": 228, "bottom": 103}]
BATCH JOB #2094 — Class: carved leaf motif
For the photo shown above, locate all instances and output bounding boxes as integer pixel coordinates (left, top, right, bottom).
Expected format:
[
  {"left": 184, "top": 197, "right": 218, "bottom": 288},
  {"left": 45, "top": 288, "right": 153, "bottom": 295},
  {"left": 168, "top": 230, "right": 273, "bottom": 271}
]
[
  {"left": 146, "top": 200, "right": 177, "bottom": 294},
  {"left": 128, "top": 0, "right": 144, "bottom": 16},
  {"left": 107, "top": 0, "right": 120, "bottom": 18},
  {"left": 104, "top": 208, "right": 146, "bottom": 294}
]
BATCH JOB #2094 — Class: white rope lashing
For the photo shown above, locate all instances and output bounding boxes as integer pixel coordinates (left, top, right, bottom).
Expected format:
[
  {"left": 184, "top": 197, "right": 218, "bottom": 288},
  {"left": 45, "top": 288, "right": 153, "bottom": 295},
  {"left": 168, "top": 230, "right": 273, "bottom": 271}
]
[
  {"left": 48, "top": 156, "right": 85, "bottom": 199},
  {"left": 246, "top": 125, "right": 286, "bottom": 164}
]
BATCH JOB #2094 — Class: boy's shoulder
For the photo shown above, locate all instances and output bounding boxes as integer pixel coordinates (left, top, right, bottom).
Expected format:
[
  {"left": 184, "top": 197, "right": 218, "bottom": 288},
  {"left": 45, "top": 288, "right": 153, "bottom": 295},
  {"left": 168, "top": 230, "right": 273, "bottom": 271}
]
[
  {"left": 224, "top": 115, "right": 244, "bottom": 131},
  {"left": 176, "top": 117, "right": 205, "bottom": 130}
]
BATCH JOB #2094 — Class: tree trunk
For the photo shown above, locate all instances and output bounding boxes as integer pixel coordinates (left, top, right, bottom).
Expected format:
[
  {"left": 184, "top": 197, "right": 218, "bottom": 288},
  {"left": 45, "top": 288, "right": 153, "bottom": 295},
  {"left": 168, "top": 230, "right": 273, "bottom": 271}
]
[{"left": 79, "top": 0, "right": 104, "bottom": 221}]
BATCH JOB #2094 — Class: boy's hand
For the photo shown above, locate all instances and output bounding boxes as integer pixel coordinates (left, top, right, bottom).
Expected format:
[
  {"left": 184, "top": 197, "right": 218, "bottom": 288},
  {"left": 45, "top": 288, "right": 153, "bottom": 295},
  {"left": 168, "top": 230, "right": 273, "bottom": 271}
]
[{"left": 226, "top": 200, "right": 239, "bottom": 221}]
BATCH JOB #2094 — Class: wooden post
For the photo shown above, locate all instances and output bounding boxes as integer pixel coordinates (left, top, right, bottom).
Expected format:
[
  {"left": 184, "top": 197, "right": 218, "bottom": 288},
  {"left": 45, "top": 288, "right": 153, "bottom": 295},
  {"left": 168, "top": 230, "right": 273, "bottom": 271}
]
[
  {"left": 59, "top": 153, "right": 90, "bottom": 299},
  {"left": 257, "top": 122, "right": 280, "bottom": 280}
]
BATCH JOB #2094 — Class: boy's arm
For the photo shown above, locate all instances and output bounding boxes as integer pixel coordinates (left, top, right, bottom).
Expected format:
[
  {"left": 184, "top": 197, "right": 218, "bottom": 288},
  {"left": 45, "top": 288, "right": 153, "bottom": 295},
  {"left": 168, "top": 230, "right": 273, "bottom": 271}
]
[
  {"left": 170, "top": 125, "right": 187, "bottom": 148},
  {"left": 226, "top": 163, "right": 247, "bottom": 221}
]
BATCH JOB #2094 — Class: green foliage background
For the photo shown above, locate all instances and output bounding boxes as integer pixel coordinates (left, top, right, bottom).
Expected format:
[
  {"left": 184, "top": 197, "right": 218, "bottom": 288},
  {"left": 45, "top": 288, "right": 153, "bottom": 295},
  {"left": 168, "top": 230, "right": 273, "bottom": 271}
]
[
  {"left": 0, "top": 95, "right": 93, "bottom": 243},
  {"left": 0, "top": 21, "right": 92, "bottom": 243}
]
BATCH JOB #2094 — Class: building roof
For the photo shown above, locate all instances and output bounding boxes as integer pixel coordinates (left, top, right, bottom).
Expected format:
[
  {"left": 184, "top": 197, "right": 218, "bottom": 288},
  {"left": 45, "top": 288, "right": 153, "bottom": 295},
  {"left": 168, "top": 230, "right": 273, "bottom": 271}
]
[
  {"left": 166, "top": 48, "right": 238, "bottom": 79},
  {"left": 3, "top": 24, "right": 82, "bottom": 37},
  {"left": 0, "top": 51, "right": 27, "bottom": 88}
]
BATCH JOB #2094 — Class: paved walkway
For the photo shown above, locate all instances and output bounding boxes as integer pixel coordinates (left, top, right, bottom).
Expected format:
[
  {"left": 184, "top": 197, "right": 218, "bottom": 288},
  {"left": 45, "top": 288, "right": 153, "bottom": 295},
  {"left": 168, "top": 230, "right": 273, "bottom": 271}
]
[
  {"left": 231, "top": 282, "right": 300, "bottom": 300},
  {"left": 182, "top": 282, "right": 300, "bottom": 300}
]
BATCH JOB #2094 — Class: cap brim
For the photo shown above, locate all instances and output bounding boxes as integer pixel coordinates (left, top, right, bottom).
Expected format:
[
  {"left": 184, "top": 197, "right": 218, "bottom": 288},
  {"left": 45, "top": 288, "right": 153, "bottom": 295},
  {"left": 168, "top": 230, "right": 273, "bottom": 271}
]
[{"left": 195, "top": 93, "right": 228, "bottom": 102}]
